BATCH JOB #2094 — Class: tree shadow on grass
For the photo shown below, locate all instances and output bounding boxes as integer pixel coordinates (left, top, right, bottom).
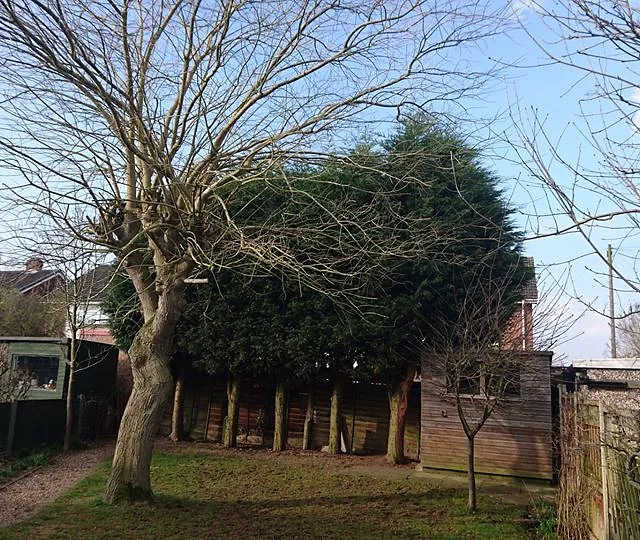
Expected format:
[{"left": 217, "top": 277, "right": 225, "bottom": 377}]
[
  {"left": 6, "top": 488, "right": 527, "bottom": 540},
  {"left": 146, "top": 490, "right": 524, "bottom": 540}
]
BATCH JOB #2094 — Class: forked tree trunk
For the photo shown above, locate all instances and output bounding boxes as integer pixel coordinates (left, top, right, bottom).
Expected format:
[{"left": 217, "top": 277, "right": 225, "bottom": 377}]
[
  {"left": 223, "top": 375, "right": 241, "bottom": 448},
  {"left": 467, "top": 435, "right": 477, "bottom": 511},
  {"left": 328, "top": 373, "right": 345, "bottom": 454},
  {"left": 104, "top": 285, "right": 184, "bottom": 504},
  {"left": 386, "top": 364, "right": 417, "bottom": 465},
  {"left": 302, "top": 386, "right": 314, "bottom": 451},
  {"left": 273, "top": 380, "right": 288, "bottom": 452},
  {"left": 104, "top": 322, "right": 175, "bottom": 503},
  {"left": 169, "top": 365, "right": 185, "bottom": 442}
]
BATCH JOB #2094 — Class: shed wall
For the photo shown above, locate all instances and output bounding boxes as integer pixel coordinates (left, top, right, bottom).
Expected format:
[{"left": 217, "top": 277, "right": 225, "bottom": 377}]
[{"left": 420, "top": 352, "right": 553, "bottom": 480}]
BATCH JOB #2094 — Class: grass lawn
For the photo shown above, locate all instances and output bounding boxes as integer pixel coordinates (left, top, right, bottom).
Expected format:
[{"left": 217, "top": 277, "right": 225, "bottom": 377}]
[{"left": 0, "top": 446, "right": 540, "bottom": 539}]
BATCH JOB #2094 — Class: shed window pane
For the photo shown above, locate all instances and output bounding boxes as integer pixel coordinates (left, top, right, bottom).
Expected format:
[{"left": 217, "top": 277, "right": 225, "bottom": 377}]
[
  {"left": 13, "top": 355, "right": 60, "bottom": 390},
  {"left": 486, "top": 368, "right": 521, "bottom": 398},
  {"left": 446, "top": 361, "right": 481, "bottom": 395}
]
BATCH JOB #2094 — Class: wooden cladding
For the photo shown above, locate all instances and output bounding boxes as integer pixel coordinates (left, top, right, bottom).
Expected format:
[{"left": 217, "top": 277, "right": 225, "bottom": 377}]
[
  {"left": 161, "top": 352, "right": 554, "bottom": 480},
  {"left": 420, "top": 351, "right": 554, "bottom": 480},
  {"left": 162, "top": 375, "right": 421, "bottom": 458}
]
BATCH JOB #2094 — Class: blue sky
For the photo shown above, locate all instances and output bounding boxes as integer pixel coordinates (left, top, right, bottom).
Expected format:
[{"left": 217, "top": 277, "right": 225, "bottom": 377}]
[
  {"left": 461, "top": 2, "right": 640, "bottom": 362},
  {"left": 0, "top": 1, "right": 634, "bottom": 362}
]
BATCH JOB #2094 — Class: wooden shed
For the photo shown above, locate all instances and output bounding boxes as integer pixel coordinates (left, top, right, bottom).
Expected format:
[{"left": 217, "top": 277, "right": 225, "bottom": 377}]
[
  {"left": 0, "top": 337, "right": 118, "bottom": 452},
  {"left": 419, "top": 351, "right": 554, "bottom": 480}
]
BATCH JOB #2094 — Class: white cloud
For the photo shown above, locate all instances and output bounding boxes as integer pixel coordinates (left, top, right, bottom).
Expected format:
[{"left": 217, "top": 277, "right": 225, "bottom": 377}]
[{"left": 510, "top": 0, "right": 543, "bottom": 20}]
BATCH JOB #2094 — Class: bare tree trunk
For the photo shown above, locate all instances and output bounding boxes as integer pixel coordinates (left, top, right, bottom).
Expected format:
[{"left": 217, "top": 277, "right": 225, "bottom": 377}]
[
  {"left": 386, "top": 364, "right": 417, "bottom": 465},
  {"left": 64, "top": 353, "right": 76, "bottom": 452},
  {"left": 467, "top": 435, "right": 477, "bottom": 511},
  {"left": 223, "top": 375, "right": 241, "bottom": 448},
  {"left": 104, "top": 285, "right": 184, "bottom": 504},
  {"left": 169, "top": 365, "right": 185, "bottom": 442},
  {"left": 273, "top": 380, "right": 288, "bottom": 452},
  {"left": 302, "top": 386, "right": 314, "bottom": 451},
  {"left": 328, "top": 373, "right": 345, "bottom": 454}
]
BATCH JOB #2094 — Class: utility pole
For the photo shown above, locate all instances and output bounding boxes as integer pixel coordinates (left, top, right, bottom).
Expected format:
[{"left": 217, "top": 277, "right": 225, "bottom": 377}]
[{"left": 608, "top": 244, "right": 617, "bottom": 358}]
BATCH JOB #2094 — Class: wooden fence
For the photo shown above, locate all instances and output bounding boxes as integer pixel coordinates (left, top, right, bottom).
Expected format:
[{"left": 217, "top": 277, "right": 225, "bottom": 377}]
[
  {"left": 0, "top": 396, "right": 117, "bottom": 453},
  {"left": 163, "top": 374, "right": 421, "bottom": 458},
  {"left": 558, "top": 393, "right": 640, "bottom": 539}
]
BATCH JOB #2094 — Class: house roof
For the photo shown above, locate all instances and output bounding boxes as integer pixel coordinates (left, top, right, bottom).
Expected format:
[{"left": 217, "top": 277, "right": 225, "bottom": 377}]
[
  {"left": 571, "top": 358, "right": 640, "bottom": 370},
  {"left": 0, "top": 269, "right": 64, "bottom": 295},
  {"left": 75, "top": 264, "right": 114, "bottom": 303}
]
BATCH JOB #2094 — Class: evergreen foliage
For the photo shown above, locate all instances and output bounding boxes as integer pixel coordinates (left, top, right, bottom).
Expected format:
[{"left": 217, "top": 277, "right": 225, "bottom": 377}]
[{"left": 102, "top": 120, "right": 529, "bottom": 390}]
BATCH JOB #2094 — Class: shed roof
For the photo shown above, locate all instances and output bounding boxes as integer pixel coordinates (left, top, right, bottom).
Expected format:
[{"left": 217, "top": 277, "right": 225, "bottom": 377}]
[
  {"left": 571, "top": 358, "right": 640, "bottom": 370},
  {"left": 0, "top": 336, "right": 67, "bottom": 343}
]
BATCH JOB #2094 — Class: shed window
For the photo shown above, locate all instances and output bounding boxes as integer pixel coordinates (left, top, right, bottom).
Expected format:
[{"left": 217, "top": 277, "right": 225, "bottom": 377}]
[
  {"left": 446, "top": 361, "right": 481, "bottom": 395},
  {"left": 486, "top": 369, "right": 521, "bottom": 398},
  {"left": 447, "top": 360, "right": 521, "bottom": 398},
  {"left": 13, "top": 355, "right": 60, "bottom": 390}
]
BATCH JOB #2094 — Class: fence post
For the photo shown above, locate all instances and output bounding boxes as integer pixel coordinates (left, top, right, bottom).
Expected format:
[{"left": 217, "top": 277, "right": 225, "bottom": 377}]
[
  {"left": 599, "top": 400, "right": 610, "bottom": 540},
  {"left": 5, "top": 401, "right": 17, "bottom": 453},
  {"left": 75, "top": 394, "right": 85, "bottom": 442}
]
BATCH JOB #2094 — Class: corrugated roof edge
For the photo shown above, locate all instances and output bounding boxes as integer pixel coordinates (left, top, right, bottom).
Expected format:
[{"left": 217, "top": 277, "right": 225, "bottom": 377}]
[
  {"left": 0, "top": 337, "right": 68, "bottom": 343},
  {"left": 571, "top": 358, "right": 640, "bottom": 370}
]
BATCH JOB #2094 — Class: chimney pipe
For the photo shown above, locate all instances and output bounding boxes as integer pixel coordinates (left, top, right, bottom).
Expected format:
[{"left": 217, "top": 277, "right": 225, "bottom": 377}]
[{"left": 25, "top": 258, "right": 43, "bottom": 272}]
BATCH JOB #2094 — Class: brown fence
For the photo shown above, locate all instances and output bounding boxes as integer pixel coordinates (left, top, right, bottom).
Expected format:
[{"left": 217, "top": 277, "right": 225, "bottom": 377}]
[
  {"left": 163, "top": 374, "right": 421, "bottom": 458},
  {"left": 558, "top": 393, "right": 640, "bottom": 539}
]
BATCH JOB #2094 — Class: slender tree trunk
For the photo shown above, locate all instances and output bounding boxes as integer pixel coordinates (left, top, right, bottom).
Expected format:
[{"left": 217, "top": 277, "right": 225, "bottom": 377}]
[
  {"left": 467, "top": 435, "right": 477, "bottom": 511},
  {"left": 302, "top": 386, "right": 314, "bottom": 451},
  {"left": 64, "top": 349, "right": 76, "bottom": 452},
  {"left": 328, "top": 373, "right": 345, "bottom": 454},
  {"left": 223, "top": 375, "right": 241, "bottom": 448},
  {"left": 104, "top": 285, "right": 184, "bottom": 504},
  {"left": 169, "top": 365, "right": 185, "bottom": 442},
  {"left": 273, "top": 380, "right": 288, "bottom": 452},
  {"left": 386, "top": 364, "right": 417, "bottom": 465}
]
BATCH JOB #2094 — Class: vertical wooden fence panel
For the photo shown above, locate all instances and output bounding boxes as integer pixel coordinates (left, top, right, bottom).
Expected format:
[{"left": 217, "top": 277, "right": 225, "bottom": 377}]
[{"left": 168, "top": 374, "right": 419, "bottom": 457}]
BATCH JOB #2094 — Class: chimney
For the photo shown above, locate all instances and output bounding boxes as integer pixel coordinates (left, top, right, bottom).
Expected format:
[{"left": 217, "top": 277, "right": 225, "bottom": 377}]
[{"left": 25, "top": 257, "right": 44, "bottom": 272}]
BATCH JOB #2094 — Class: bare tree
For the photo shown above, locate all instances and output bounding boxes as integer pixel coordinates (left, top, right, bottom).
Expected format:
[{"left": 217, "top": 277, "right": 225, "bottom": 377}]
[
  {"left": 0, "top": 0, "right": 508, "bottom": 502},
  {"left": 60, "top": 245, "right": 109, "bottom": 451},
  {"left": 512, "top": 1, "right": 640, "bottom": 310},
  {"left": 616, "top": 304, "right": 640, "bottom": 357},
  {"left": 0, "top": 344, "right": 30, "bottom": 402},
  {"left": 422, "top": 266, "right": 565, "bottom": 511},
  {"left": 0, "top": 287, "right": 66, "bottom": 337},
  {"left": 24, "top": 229, "right": 111, "bottom": 451}
]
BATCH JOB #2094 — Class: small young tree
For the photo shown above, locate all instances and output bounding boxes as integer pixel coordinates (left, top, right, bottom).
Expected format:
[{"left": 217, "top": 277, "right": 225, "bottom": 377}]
[
  {"left": 0, "top": 344, "right": 30, "bottom": 402},
  {"left": 63, "top": 254, "right": 110, "bottom": 451},
  {"left": 24, "top": 232, "right": 111, "bottom": 451},
  {"left": 424, "top": 270, "right": 531, "bottom": 512}
]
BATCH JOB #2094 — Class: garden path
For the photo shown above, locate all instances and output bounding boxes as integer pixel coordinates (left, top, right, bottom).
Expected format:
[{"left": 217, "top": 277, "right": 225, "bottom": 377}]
[{"left": 0, "top": 443, "right": 114, "bottom": 527}]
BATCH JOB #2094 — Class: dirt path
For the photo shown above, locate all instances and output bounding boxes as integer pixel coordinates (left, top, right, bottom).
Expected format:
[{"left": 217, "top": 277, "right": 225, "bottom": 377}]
[{"left": 0, "top": 443, "right": 114, "bottom": 528}]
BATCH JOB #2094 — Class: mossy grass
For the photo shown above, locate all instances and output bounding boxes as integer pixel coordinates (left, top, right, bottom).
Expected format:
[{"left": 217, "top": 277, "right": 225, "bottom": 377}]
[{"left": 1, "top": 449, "right": 538, "bottom": 539}]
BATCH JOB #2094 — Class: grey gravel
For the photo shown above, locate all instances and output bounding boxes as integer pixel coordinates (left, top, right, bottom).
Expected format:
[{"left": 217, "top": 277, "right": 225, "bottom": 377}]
[{"left": 0, "top": 443, "right": 114, "bottom": 527}]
